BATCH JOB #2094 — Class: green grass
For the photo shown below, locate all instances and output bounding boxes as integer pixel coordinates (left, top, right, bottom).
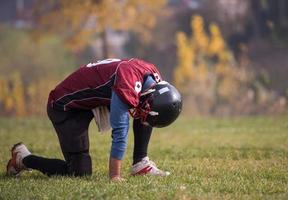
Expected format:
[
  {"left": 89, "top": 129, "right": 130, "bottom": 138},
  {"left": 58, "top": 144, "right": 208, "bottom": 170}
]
[{"left": 0, "top": 115, "right": 288, "bottom": 200}]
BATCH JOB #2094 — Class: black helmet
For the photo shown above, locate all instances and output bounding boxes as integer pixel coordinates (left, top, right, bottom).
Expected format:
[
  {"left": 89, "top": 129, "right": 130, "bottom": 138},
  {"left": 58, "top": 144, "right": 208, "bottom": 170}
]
[{"left": 130, "top": 81, "right": 182, "bottom": 127}]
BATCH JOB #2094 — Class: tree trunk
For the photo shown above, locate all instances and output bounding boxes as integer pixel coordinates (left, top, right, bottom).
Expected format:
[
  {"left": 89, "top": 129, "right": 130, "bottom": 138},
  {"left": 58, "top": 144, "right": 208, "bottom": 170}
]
[{"left": 101, "top": 28, "right": 109, "bottom": 58}]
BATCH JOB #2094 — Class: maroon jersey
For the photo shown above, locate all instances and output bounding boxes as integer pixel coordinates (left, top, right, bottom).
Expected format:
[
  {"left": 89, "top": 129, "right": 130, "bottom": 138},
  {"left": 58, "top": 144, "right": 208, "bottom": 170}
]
[{"left": 48, "top": 58, "right": 162, "bottom": 111}]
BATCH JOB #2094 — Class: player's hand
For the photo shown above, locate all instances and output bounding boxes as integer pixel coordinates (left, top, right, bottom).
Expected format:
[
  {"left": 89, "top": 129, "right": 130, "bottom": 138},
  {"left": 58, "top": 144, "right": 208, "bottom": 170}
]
[
  {"left": 110, "top": 176, "right": 126, "bottom": 183},
  {"left": 109, "top": 157, "right": 122, "bottom": 180}
]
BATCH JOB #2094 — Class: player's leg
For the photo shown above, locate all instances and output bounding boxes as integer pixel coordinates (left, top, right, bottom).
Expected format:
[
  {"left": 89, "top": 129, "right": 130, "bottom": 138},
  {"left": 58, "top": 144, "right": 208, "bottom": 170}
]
[
  {"left": 6, "top": 106, "right": 71, "bottom": 176},
  {"left": 7, "top": 143, "right": 68, "bottom": 176},
  {"left": 63, "top": 150, "right": 92, "bottom": 176},
  {"left": 131, "top": 118, "right": 170, "bottom": 176},
  {"left": 22, "top": 154, "right": 68, "bottom": 176},
  {"left": 7, "top": 107, "right": 94, "bottom": 177},
  {"left": 132, "top": 118, "right": 152, "bottom": 165},
  {"left": 6, "top": 142, "right": 67, "bottom": 176},
  {"left": 48, "top": 107, "right": 94, "bottom": 176}
]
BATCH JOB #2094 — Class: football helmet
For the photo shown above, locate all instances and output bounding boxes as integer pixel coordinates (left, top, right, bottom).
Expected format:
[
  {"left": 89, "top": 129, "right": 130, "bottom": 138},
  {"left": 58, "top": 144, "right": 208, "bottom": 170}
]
[{"left": 130, "top": 81, "right": 182, "bottom": 127}]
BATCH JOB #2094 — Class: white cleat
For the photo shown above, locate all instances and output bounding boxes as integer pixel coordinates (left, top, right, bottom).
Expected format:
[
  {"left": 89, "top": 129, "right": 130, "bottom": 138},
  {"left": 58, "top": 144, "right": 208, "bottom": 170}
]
[
  {"left": 131, "top": 157, "right": 170, "bottom": 177},
  {"left": 6, "top": 142, "right": 31, "bottom": 176}
]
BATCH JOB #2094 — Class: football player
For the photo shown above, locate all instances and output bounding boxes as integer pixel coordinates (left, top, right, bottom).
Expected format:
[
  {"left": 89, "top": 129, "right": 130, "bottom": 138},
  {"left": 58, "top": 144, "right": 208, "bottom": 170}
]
[{"left": 6, "top": 58, "right": 182, "bottom": 182}]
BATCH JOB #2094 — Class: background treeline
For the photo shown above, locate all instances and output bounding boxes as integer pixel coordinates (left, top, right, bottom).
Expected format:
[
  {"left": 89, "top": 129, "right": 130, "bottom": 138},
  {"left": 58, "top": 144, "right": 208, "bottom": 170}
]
[{"left": 0, "top": 0, "right": 287, "bottom": 116}]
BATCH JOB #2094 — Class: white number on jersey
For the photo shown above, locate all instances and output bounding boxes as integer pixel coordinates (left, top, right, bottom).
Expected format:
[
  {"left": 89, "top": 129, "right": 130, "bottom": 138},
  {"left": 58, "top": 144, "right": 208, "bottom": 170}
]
[
  {"left": 153, "top": 73, "right": 161, "bottom": 82},
  {"left": 134, "top": 81, "right": 142, "bottom": 94},
  {"left": 86, "top": 58, "right": 121, "bottom": 68}
]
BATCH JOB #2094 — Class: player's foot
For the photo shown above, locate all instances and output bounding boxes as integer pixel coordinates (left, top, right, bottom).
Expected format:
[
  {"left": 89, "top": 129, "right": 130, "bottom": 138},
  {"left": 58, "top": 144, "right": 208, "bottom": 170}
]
[
  {"left": 6, "top": 142, "right": 31, "bottom": 176},
  {"left": 131, "top": 157, "right": 170, "bottom": 176}
]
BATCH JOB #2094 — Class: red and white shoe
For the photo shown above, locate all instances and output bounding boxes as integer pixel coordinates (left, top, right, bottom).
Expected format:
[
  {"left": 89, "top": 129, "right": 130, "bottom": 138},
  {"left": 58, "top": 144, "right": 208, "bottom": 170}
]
[
  {"left": 131, "top": 157, "right": 170, "bottom": 176},
  {"left": 6, "top": 142, "right": 31, "bottom": 176}
]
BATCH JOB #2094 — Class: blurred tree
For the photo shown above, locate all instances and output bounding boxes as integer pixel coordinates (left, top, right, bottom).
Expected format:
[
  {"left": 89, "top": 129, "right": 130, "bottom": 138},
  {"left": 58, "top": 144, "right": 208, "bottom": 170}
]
[
  {"left": 174, "top": 32, "right": 193, "bottom": 88},
  {"left": 174, "top": 15, "right": 255, "bottom": 115},
  {"left": 0, "top": 27, "right": 75, "bottom": 116},
  {"left": 11, "top": 72, "right": 26, "bottom": 116},
  {"left": 175, "top": 15, "right": 236, "bottom": 92},
  {"left": 33, "top": 0, "right": 167, "bottom": 56}
]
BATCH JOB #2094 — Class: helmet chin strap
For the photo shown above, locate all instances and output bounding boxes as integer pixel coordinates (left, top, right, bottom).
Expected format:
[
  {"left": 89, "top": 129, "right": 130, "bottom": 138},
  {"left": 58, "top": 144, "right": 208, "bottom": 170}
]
[{"left": 140, "top": 88, "right": 155, "bottom": 97}]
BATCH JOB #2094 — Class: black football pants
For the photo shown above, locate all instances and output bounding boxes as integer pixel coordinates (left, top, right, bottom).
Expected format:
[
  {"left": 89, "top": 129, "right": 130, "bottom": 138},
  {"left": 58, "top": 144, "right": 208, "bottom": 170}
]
[
  {"left": 23, "top": 105, "right": 94, "bottom": 176},
  {"left": 23, "top": 106, "right": 152, "bottom": 176}
]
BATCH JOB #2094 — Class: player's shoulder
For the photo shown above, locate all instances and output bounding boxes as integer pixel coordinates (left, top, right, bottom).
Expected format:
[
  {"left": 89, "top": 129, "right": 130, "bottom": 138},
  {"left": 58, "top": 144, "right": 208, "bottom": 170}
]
[
  {"left": 129, "top": 58, "right": 154, "bottom": 65},
  {"left": 119, "top": 58, "right": 158, "bottom": 70}
]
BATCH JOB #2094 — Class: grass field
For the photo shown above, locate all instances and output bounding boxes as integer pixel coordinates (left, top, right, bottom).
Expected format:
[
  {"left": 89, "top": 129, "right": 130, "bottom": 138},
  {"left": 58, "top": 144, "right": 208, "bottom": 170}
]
[{"left": 0, "top": 115, "right": 287, "bottom": 199}]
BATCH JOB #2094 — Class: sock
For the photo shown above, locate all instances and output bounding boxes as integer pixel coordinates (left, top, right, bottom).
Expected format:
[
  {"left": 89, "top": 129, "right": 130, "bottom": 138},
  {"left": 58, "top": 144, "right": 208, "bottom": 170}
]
[
  {"left": 23, "top": 155, "right": 68, "bottom": 176},
  {"left": 133, "top": 118, "right": 153, "bottom": 165}
]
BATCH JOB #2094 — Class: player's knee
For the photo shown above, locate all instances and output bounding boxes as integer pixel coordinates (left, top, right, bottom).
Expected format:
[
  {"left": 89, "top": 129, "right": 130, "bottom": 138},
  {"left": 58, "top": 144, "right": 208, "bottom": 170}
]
[{"left": 68, "top": 153, "right": 92, "bottom": 177}]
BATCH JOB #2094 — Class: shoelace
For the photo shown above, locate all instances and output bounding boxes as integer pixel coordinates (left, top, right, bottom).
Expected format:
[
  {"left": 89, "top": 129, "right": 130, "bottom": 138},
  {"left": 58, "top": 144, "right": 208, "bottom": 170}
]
[{"left": 147, "top": 159, "right": 158, "bottom": 169}]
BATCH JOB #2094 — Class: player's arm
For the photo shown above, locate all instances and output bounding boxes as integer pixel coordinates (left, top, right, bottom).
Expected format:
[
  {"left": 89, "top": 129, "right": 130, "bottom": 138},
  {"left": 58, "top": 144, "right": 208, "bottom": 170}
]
[{"left": 109, "top": 91, "right": 130, "bottom": 181}]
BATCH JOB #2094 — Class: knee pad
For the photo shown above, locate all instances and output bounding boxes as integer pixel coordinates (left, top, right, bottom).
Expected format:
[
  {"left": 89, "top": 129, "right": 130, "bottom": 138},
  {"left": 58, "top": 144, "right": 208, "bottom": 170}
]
[{"left": 68, "top": 153, "right": 92, "bottom": 176}]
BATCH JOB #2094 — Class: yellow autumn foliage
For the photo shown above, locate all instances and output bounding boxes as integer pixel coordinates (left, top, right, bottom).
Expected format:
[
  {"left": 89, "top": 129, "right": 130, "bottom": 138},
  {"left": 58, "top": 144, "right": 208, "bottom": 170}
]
[
  {"left": 35, "top": 0, "right": 167, "bottom": 52},
  {"left": 11, "top": 72, "right": 26, "bottom": 116},
  {"left": 174, "top": 15, "right": 254, "bottom": 115},
  {"left": 0, "top": 28, "right": 75, "bottom": 117},
  {"left": 0, "top": 73, "right": 60, "bottom": 116},
  {"left": 0, "top": 72, "right": 26, "bottom": 116},
  {"left": 174, "top": 15, "right": 238, "bottom": 91},
  {"left": 208, "top": 23, "right": 225, "bottom": 56},
  {"left": 174, "top": 32, "right": 194, "bottom": 88},
  {"left": 0, "top": 77, "right": 14, "bottom": 112},
  {"left": 191, "top": 15, "right": 209, "bottom": 52}
]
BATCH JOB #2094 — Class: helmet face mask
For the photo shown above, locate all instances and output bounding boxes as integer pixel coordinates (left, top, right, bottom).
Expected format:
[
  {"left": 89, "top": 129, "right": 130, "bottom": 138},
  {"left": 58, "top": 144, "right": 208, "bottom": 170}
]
[
  {"left": 130, "top": 82, "right": 182, "bottom": 128},
  {"left": 129, "top": 90, "right": 154, "bottom": 124}
]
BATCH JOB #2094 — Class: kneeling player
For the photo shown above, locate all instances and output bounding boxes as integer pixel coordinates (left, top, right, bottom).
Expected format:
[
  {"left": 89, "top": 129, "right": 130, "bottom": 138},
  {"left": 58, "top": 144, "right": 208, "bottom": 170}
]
[{"left": 6, "top": 58, "right": 182, "bottom": 181}]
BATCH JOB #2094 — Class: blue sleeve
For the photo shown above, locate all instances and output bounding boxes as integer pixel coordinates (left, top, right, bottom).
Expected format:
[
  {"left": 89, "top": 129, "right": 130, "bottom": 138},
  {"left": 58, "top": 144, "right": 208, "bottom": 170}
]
[
  {"left": 142, "top": 75, "right": 156, "bottom": 91},
  {"left": 110, "top": 91, "right": 130, "bottom": 160}
]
